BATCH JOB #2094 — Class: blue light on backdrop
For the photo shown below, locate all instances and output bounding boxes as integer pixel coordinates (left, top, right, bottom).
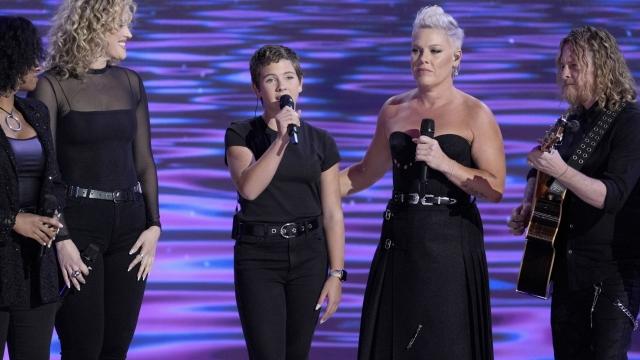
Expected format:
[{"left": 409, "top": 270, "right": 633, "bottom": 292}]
[{"left": 3, "top": 0, "right": 640, "bottom": 359}]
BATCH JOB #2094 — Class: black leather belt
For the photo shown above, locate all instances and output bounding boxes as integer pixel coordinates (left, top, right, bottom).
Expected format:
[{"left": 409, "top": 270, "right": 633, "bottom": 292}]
[
  {"left": 67, "top": 183, "right": 142, "bottom": 203},
  {"left": 235, "top": 217, "right": 321, "bottom": 238},
  {"left": 392, "top": 192, "right": 462, "bottom": 205}
]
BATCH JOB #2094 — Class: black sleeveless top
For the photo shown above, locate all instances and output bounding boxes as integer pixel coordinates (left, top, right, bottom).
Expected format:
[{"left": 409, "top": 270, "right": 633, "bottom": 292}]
[{"left": 389, "top": 131, "right": 473, "bottom": 201}]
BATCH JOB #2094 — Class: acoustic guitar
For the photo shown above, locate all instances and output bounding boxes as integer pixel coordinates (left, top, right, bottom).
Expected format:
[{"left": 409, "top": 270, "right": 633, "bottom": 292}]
[{"left": 516, "top": 115, "right": 570, "bottom": 299}]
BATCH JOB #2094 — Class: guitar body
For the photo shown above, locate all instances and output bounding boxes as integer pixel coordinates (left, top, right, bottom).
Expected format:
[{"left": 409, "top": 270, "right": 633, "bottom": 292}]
[
  {"left": 517, "top": 172, "right": 566, "bottom": 298},
  {"left": 516, "top": 116, "right": 569, "bottom": 299}
]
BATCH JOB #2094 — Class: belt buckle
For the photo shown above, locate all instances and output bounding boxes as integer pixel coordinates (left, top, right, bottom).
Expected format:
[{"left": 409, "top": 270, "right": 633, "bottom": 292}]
[
  {"left": 280, "top": 223, "right": 297, "bottom": 238},
  {"left": 407, "top": 193, "right": 419, "bottom": 204},
  {"left": 113, "top": 190, "right": 122, "bottom": 203},
  {"left": 67, "top": 186, "right": 80, "bottom": 197},
  {"left": 442, "top": 197, "right": 456, "bottom": 205},
  {"left": 421, "top": 194, "right": 434, "bottom": 205}
]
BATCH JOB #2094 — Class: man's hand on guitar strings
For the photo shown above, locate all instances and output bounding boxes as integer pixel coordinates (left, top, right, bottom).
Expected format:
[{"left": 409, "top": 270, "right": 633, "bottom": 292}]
[{"left": 507, "top": 203, "right": 532, "bottom": 236}]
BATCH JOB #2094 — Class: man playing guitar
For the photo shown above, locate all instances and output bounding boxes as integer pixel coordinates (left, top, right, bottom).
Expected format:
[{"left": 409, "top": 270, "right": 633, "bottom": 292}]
[{"left": 507, "top": 26, "right": 640, "bottom": 360}]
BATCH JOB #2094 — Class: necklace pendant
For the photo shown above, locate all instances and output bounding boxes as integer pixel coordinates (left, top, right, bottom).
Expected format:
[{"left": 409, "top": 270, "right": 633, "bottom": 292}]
[{"left": 6, "top": 114, "right": 22, "bottom": 131}]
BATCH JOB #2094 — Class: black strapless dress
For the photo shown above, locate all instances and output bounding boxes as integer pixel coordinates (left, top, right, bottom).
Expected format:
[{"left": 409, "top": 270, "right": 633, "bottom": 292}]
[{"left": 357, "top": 132, "right": 494, "bottom": 360}]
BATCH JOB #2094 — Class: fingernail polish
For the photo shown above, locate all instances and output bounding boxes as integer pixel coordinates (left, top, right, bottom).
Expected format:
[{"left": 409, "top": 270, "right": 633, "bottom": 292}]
[
  {"left": 129, "top": 251, "right": 133, "bottom": 255},
  {"left": 137, "top": 276, "right": 140, "bottom": 281},
  {"left": 320, "top": 319, "right": 326, "bottom": 324},
  {"left": 315, "top": 304, "right": 321, "bottom": 311},
  {"left": 76, "top": 287, "right": 80, "bottom": 291},
  {"left": 88, "top": 266, "right": 93, "bottom": 270},
  {"left": 127, "top": 267, "right": 131, "bottom": 272}
]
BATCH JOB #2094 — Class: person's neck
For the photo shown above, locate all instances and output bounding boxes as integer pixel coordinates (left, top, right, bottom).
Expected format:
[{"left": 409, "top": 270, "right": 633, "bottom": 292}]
[
  {"left": 90, "top": 58, "right": 109, "bottom": 70},
  {"left": 260, "top": 109, "right": 279, "bottom": 131},
  {"left": 0, "top": 94, "right": 15, "bottom": 113},
  {"left": 582, "top": 93, "right": 600, "bottom": 110},
  {"left": 415, "top": 82, "right": 456, "bottom": 108}
]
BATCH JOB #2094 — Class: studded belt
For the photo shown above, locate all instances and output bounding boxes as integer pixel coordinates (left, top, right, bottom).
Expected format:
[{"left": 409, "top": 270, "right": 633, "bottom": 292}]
[
  {"left": 392, "top": 192, "right": 459, "bottom": 205},
  {"left": 67, "top": 183, "right": 142, "bottom": 203},
  {"left": 235, "top": 217, "right": 321, "bottom": 238}
]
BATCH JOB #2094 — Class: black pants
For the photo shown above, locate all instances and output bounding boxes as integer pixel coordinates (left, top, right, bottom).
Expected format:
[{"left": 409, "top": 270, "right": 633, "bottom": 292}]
[
  {"left": 234, "top": 226, "right": 328, "bottom": 360},
  {"left": 551, "top": 269, "right": 640, "bottom": 360},
  {"left": 0, "top": 232, "right": 58, "bottom": 360},
  {"left": 55, "top": 196, "right": 147, "bottom": 360},
  {"left": 0, "top": 302, "right": 57, "bottom": 360}
]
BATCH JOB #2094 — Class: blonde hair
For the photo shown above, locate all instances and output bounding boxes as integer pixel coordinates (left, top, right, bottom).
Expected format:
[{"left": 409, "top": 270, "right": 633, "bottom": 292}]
[
  {"left": 45, "top": 0, "right": 136, "bottom": 79},
  {"left": 557, "top": 26, "right": 636, "bottom": 114},
  {"left": 412, "top": 5, "right": 464, "bottom": 50}
]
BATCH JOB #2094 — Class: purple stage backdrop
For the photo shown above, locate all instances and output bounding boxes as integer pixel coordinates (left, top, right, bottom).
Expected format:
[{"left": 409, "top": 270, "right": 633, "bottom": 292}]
[{"left": 3, "top": 0, "right": 640, "bottom": 359}]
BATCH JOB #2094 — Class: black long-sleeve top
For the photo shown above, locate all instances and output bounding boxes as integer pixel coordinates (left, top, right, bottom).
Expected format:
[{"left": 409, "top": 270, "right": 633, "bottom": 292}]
[
  {"left": 528, "top": 102, "right": 640, "bottom": 290},
  {"left": 0, "top": 96, "right": 66, "bottom": 306},
  {"left": 28, "top": 66, "right": 161, "bottom": 237}
]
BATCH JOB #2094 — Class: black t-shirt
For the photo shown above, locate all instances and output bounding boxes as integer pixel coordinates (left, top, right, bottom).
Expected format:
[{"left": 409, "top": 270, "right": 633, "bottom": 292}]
[
  {"left": 28, "top": 66, "right": 161, "bottom": 233},
  {"left": 225, "top": 116, "right": 341, "bottom": 223}
]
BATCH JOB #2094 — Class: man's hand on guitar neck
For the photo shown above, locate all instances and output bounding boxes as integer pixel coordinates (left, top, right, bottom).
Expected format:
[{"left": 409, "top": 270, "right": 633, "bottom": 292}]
[{"left": 526, "top": 145, "right": 568, "bottom": 179}]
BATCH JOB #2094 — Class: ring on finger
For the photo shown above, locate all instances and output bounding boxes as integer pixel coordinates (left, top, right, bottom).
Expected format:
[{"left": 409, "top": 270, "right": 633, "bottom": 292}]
[
  {"left": 139, "top": 253, "right": 145, "bottom": 258},
  {"left": 72, "top": 270, "right": 81, "bottom": 277}
]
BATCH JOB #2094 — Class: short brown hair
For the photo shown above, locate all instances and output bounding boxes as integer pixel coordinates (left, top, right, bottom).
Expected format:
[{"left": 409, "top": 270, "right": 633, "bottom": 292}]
[{"left": 249, "top": 45, "right": 303, "bottom": 90}]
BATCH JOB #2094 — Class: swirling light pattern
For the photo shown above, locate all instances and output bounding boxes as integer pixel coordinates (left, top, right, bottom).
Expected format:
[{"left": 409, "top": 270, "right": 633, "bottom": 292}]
[{"left": 3, "top": 0, "right": 640, "bottom": 359}]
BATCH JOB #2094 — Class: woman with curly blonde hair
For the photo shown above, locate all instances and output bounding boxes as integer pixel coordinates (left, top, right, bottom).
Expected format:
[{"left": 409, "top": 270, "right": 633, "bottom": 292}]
[{"left": 28, "top": 0, "right": 161, "bottom": 359}]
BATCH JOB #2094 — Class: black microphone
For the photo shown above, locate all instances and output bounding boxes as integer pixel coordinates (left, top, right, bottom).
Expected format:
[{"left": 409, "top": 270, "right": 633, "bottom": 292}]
[
  {"left": 39, "top": 194, "right": 57, "bottom": 256},
  {"left": 420, "top": 119, "right": 435, "bottom": 185},
  {"left": 567, "top": 119, "right": 580, "bottom": 133},
  {"left": 59, "top": 244, "right": 100, "bottom": 302},
  {"left": 279, "top": 94, "right": 298, "bottom": 145}
]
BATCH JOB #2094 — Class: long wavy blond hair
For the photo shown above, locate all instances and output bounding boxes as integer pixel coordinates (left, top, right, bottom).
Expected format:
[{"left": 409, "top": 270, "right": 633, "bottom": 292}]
[
  {"left": 45, "top": 0, "right": 136, "bottom": 79},
  {"left": 556, "top": 26, "right": 636, "bottom": 114}
]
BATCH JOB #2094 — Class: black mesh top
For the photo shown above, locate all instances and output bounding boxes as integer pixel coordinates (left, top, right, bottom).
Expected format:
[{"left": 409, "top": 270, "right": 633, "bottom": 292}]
[{"left": 28, "top": 66, "right": 160, "bottom": 230}]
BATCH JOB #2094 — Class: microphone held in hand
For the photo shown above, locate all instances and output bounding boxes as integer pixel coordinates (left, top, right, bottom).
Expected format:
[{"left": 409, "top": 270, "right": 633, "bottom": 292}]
[
  {"left": 59, "top": 244, "right": 100, "bottom": 302},
  {"left": 39, "top": 195, "right": 57, "bottom": 256},
  {"left": 419, "top": 118, "right": 435, "bottom": 186},
  {"left": 279, "top": 94, "right": 298, "bottom": 145}
]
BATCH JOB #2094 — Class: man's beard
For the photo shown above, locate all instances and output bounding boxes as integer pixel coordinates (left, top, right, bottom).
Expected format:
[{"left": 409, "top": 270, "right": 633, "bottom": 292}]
[{"left": 562, "top": 80, "right": 594, "bottom": 107}]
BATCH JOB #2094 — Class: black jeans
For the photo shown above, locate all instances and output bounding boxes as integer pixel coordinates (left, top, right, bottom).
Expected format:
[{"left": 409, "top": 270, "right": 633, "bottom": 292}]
[
  {"left": 55, "top": 196, "right": 147, "bottom": 360},
  {"left": 234, "top": 225, "right": 328, "bottom": 360},
  {"left": 0, "top": 302, "right": 57, "bottom": 360},
  {"left": 0, "top": 232, "right": 58, "bottom": 360},
  {"left": 551, "top": 269, "right": 640, "bottom": 360}
]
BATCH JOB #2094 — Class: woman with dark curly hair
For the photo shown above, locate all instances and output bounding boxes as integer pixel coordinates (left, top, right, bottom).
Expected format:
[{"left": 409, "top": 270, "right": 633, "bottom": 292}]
[
  {"left": 0, "top": 16, "right": 66, "bottom": 360},
  {"left": 28, "top": 0, "right": 161, "bottom": 359}
]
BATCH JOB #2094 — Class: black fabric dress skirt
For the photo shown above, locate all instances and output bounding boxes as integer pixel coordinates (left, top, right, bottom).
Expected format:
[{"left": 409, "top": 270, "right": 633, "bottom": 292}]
[{"left": 357, "top": 200, "right": 493, "bottom": 359}]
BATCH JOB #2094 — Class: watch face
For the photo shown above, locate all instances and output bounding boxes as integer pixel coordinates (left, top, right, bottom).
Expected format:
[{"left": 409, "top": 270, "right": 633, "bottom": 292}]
[{"left": 340, "top": 270, "right": 347, "bottom": 282}]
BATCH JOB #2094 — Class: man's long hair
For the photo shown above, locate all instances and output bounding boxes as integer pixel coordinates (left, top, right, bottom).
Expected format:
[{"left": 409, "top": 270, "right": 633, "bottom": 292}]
[{"left": 556, "top": 26, "right": 636, "bottom": 114}]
